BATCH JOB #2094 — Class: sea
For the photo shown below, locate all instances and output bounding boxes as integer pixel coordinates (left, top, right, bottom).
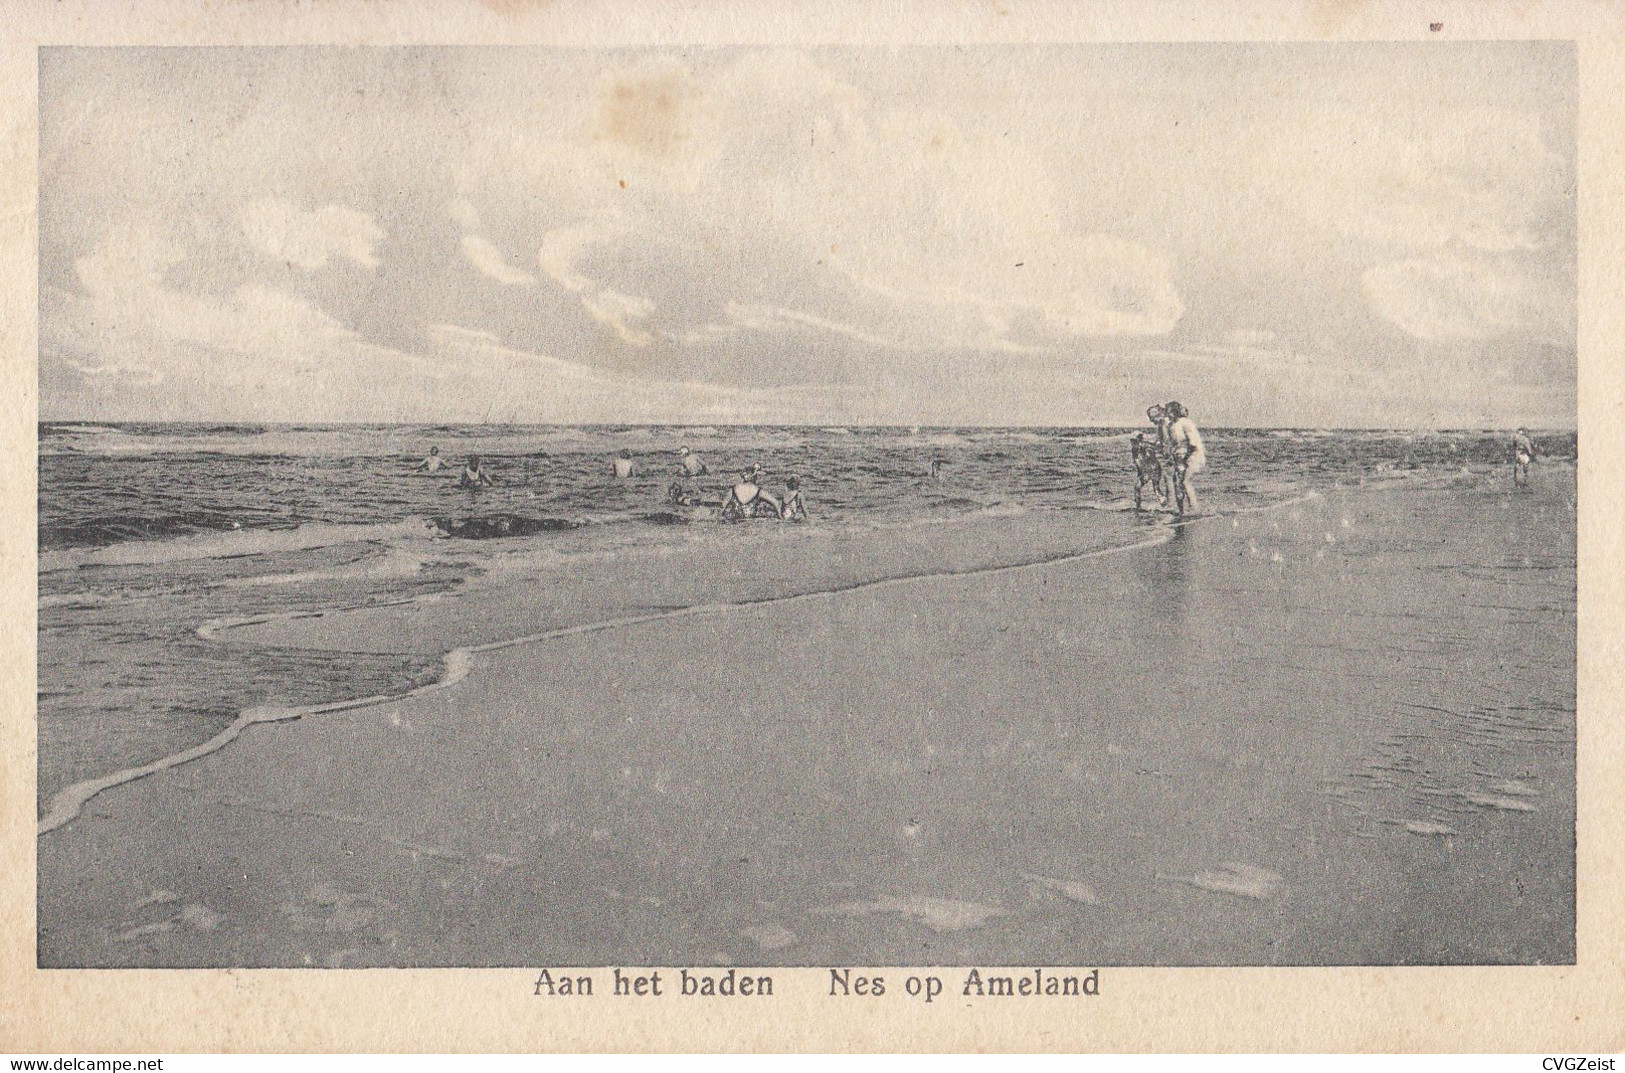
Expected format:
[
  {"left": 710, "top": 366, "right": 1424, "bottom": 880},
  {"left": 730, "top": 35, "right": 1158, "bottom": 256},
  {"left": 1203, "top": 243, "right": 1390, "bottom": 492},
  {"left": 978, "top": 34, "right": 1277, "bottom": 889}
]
[{"left": 36, "top": 422, "right": 1575, "bottom": 818}]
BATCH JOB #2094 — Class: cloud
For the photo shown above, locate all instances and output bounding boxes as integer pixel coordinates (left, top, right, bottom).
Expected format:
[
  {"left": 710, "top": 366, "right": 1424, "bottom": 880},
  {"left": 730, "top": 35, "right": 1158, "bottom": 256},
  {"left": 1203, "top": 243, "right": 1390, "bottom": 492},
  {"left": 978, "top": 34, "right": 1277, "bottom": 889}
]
[
  {"left": 1255, "top": 103, "right": 1572, "bottom": 349},
  {"left": 448, "top": 197, "right": 538, "bottom": 285},
  {"left": 580, "top": 288, "right": 656, "bottom": 345},
  {"left": 40, "top": 45, "right": 1575, "bottom": 426},
  {"left": 517, "top": 51, "right": 1184, "bottom": 354},
  {"left": 422, "top": 322, "right": 798, "bottom": 422},
  {"left": 1224, "top": 328, "right": 1278, "bottom": 348},
  {"left": 722, "top": 54, "right": 1184, "bottom": 345},
  {"left": 447, "top": 197, "right": 483, "bottom": 232},
  {"left": 460, "top": 234, "right": 537, "bottom": 286},
  {"left": 676, "top": 302, "right": 908, "bottom": 351},
  {"left": 1361, "top": 256, "right": 1562, "bottom": 342},
  {"left": 537, "top": 218, "right": 659, "bottom": 345},
  {"left": 47, "top": 223, "right": 436, "bottom": 390},
  {"left": 239, "top": 197, "right": 383, "bottom": 271},
  {"left": 536, "top": 221, "right": 604, "bottom": 294},
  {"left": 1279, "top": 107, "right": 1568, "bottom": 256}
]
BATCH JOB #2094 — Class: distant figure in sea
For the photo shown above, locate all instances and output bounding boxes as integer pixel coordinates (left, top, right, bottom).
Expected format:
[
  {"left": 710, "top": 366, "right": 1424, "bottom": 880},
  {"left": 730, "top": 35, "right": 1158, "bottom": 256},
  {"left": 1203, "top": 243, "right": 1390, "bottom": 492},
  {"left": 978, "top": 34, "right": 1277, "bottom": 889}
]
[
  {"left": 1165, "top": 402, "right": 1205, "bottom": 515},
  {"left": 677, "top": 445, "right": 709, "bottom": 477},
  {"left": 721, "top": 463, "right": 783, "bottom": 520},
  {"left": 930, "top": 455, "right": 943, "bottom": 481},
  {"left": 1131, "top": 432, "right": 1166, "bottom": 511},
  {"left": 781, "top": 475, "right": 809, "bottom": 521},
  {"left": 613, "top": 450, "right": 636, "bottom": 479},
  {"left": 458, "top": 455, "right": 495, "bottom": 488},
  {"left": 1512, "top": 427, "right": 1538, "bottom": 489},
  {"left": 414, "top": 446, "right": 445, "bottom": 473}
]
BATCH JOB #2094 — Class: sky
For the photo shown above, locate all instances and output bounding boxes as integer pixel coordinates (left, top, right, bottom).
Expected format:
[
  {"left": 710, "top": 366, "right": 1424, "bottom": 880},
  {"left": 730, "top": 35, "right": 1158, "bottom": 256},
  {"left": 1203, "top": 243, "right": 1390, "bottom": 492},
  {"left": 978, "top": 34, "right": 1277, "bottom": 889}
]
[{"left": 39, "top": 43, "right": 1576, "bottom": 427}]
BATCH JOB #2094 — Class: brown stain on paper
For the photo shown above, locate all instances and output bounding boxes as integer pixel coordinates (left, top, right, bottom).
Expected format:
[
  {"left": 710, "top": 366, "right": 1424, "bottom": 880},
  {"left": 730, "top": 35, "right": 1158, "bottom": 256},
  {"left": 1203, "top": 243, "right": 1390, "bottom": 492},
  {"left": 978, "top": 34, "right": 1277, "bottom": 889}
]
[{"left": 594, "top": 67, "right": 692, "bottom": 158}]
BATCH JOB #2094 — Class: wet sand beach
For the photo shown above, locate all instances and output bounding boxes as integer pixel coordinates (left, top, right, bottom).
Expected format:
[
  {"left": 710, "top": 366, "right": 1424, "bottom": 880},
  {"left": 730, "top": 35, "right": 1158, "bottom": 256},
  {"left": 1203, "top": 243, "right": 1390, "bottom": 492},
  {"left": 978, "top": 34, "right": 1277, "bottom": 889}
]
[{"left": 37, "top": 469, "right": 1575, "bottom": 967}]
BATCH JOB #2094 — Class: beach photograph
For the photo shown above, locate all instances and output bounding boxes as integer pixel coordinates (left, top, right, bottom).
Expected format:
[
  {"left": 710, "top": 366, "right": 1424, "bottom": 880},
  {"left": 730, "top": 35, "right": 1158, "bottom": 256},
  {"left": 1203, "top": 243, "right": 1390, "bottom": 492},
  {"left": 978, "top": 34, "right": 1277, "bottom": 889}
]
[{"left": 34, "top": 42, "right": 1576, "bottom": 970}]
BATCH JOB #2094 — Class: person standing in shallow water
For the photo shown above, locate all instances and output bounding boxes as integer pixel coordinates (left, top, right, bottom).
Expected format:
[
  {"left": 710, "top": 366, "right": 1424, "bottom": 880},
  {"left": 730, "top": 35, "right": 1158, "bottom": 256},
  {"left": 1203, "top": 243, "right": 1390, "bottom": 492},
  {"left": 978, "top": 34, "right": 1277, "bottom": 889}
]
[
  {"left": 1165, "top": 401, "right": 1205, "bottom": 516},
  {"left": 672, "top": 445, "right": 708, "bottom": 503},
  {"left": 414, "top": 446, "right": 445, "bottom": 473},
  {"left": 458, "top": 454, "right": 495, "bottom": 488},
  {"left": 677, "top": 445, "right": 709, "bottom": 477},
  {"left": 1131, "top": 433, "right": 1165, "bottom": 511},
  {"left": 1511, "top": 428, "right": 1537, "bottom": 489},
  {"left": 613, "top": 450, "right": 636, "bottom": 479}
]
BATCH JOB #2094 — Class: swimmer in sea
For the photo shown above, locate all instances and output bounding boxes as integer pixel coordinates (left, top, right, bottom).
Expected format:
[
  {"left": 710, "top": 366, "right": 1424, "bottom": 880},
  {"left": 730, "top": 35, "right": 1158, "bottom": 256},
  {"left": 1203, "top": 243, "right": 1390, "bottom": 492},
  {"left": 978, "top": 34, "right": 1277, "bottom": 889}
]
[
  {"left": 458, "top": 454, "right": 495, "bottom": 488},
  {"left": 781, "top": 474, "right": 809, "bottom": 521},
  {"left": 1165, "top": 402, "right": 1205, "bottom": 516},
  {"left": 677, "top": 445, "right": 709, "bottom": 478},
  {"left": 720, "top": 463, "right": 783, "bottom": 520},
  {"left": 1512, "top": 427, "right": 1537, "bottom": 489},
  {"left": 614, "top": 449, "right": 636, "bottom": 479},
  {"left": 414, "top": 446, "right": 445, "bottom": 473},
  {"left": 930, "top": 455, "right": 943, "bottom": 481},
  {"left": 1131, "top": 432, "right": 1166, "bottom": 511}
]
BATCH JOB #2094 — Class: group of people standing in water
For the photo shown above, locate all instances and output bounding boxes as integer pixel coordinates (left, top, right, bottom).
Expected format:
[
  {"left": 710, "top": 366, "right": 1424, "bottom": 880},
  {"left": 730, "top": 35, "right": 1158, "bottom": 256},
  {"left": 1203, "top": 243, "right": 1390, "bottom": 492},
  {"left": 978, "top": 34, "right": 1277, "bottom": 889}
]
[
  {"left": 411, "top": 415, "right": 1541, "bottom": 529},
  {"left": 413, "top": 445, "right": 493, "bottom": 488},
  {"left": 654, "top": 447, "right": 809, "bottom": 522},
  {"left": 414, "top": 442, "right": 809, "bottom": 521},
  {"left": 1131, "top": 401, "right": 1205, "bottom": 516}
]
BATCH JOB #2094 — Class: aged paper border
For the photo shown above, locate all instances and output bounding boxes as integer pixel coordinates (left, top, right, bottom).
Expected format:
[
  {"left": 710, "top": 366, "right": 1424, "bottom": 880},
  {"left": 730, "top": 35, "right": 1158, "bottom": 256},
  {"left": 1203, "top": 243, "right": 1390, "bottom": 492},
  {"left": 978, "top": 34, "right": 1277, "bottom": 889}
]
[{"left": 2, "top": 0, "right": 1619, "bottom": 1053}]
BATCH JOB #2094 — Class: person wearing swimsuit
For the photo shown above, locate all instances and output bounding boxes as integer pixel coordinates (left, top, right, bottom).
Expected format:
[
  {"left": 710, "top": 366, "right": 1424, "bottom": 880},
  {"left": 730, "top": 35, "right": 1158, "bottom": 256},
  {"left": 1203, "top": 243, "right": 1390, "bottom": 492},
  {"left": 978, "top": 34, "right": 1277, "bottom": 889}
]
[
  {"left": 1150, "top": 404, "right": 1176, "bottom": 500},
  {"left": 1512, "top": 428, "right": 1537, "bottom": 489},
  {"left": 781, "top": 475, "right": 809, "bottom": 521},
  {"left": 677, "top": 445, "right": 709, "bottom": 477},
  {"left": 1132, "top": 431, "right": 1166, "bottom": 511},
  {"left": 1165, "top": 401, "right": 1205, "bottom": 516},
  {"left": 458, "top": 455, "right": 495, "bottom": 488},
  {"left": 721, "top": 464, "right": 783, "bottom": 519}
]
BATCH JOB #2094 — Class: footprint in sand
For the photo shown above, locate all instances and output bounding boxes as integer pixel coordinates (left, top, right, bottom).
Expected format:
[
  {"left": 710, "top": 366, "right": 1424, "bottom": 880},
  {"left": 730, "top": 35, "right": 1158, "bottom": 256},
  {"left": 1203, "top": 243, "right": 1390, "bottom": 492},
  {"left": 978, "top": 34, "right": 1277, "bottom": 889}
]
[
  {"left": 114, "top": 920, "right": 176, "bottom": 943},
  {"left": 742, "top": 925, "right": 798, "bottom": 952},
  {"left": 1185, "top": 864, "right": 1285, "bottom": 901},
  {"left": 280, "top": 882, "right": 394, "bottom": 933},
  {"left": 178, "top": 903, "right": 223, "bottom": 931},
  {"left": 1024, "top": 873, "right": 1101, "bottom": 906},
  {"left": 816, "top": 895, "right": 1004, "bottom": 933},
  {"left": 114, "top": 898, "right": 224, "bottom": 942},
  {"left": 129, "top": 889, "right": 180, "bottom": 912},
  {"left": 1462, "top": 792, "right": 1538, "bottom": 813}
]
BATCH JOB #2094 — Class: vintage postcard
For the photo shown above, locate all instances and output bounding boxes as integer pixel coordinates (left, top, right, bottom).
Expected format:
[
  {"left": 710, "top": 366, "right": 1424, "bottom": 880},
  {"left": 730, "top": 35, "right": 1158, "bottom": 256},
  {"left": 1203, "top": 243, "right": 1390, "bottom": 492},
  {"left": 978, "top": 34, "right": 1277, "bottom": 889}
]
[{"left": 5, "top": 0, "right": 1622, "bottom": 1053}]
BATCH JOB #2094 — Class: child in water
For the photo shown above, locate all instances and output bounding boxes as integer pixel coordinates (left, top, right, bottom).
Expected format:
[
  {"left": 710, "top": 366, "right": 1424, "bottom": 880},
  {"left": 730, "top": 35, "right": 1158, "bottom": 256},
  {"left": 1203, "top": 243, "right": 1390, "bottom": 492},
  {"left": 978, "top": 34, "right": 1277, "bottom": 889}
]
[
  {"left": 781, "top": 475, "right": 809, "bottom": 521},
  {"left": 1131, "top": 433, "right": 1165, "bottom": 510},
  {"left": 458, "top": 455, "right": 495, "bottom": 488}
]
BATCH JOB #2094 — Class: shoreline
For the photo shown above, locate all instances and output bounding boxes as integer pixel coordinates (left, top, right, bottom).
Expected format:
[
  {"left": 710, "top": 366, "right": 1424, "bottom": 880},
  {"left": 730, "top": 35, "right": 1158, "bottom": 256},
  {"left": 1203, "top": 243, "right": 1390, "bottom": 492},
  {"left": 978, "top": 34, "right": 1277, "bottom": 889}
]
[
  {"left": 37, "top": 466, "right": 1575, "bottom": 966},
  {"left": 41, "top": 505, "right": 1201, "bottom": 835},
  {"left": 31, "top": 469, "right": 1471, "bottom": 834},
  {"left": 35, "top": 482, "right": 1258, "bottom": 819}
]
